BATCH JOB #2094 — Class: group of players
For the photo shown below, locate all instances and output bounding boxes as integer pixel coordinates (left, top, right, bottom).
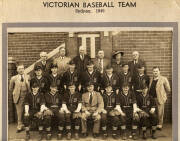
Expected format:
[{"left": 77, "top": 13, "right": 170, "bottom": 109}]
[{"left": 9, "top": 46, "right": 170, "bottom": 140}]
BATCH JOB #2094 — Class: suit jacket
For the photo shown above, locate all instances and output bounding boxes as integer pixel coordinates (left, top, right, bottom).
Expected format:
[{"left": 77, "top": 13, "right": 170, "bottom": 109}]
[
  {"left": 9, "top": 74, "right": 31, "bottom": 104},
  {"left": 93, "top": 58, "right": 110, "bottom": 74},
  {"left": 53, "top": 56, "right": 71, "bottom": 75},
  {"left": 149, "top": 75, "right": 171, "bottom": 104},
  {"left": 82, "top": 91, "right": 104, "bottom": 113},
  {"left": 34, "top": 61, "right": 51, "bottom": 77},
  {"left": 73, "top": 55, "right": 91, "bottom": 74},
  {"left": 128, "top": 59, "right": 146, "bottom": 76},
  {"left": 111, "top": 60, "right": 123, "bottom": 75}
]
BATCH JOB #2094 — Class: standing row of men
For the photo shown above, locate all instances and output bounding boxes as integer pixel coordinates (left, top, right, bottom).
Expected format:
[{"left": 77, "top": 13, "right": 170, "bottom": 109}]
[{"left": 9, "top": 45, "right": 171, "bottom": 140}]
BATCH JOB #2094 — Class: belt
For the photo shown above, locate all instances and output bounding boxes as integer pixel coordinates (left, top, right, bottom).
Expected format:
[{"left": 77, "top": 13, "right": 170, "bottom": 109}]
[
  {"left": 107, "top": 106, "right": 113, "bottom": 108},
  {"left": 123, "top": 106, "right": 131, "bottom": 108},
  {"left": 50, "top": 105, "right": 59, "bottom": 108}
]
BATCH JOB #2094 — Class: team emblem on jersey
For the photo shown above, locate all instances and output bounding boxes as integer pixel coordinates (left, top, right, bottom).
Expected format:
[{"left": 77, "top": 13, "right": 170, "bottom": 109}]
[
  {"left": 113, "top": 80, "right": 116, "bottom": 85},
  {"left": 112, "top": 98, "right": 115, "bottom": 103},
  {"left": 57, "top": 80, "right": 60, "bottom": 85},
  {"left": 147, "top": 100, "right": 150, "bottom": 106},
  {"left": 37, "top": 98, "right": 40, "bottom": 103},
  {"left": 56, "top": 98, "right": 59, "bottom": 103},
  {"left": 74, "top": 77, "right": 77, "bottom": 81},
  {"left": 94, "top": 78, "right": 97, "bottom": 82},
  {"left": 73, "top": 98, "right": 77, "bottom": 102},
  {"left": 41, "top": 83, "right": 45, "bottom": 87}
]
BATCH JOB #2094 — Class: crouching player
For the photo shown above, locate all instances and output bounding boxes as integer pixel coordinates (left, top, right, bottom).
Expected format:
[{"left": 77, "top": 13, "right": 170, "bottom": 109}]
[
  {"left": 24, "top": 83, "right": 46, "bottom": 140},
  {"left": 136, "top": 84, "right": 157, "bottom": 139},
  {"left": 61, "top": 82, "right": 82, "bottom": 140},
  {"left": 101, "top": 83, "right": 121, "bottom": 139},
  {"left": 118, "top": 83, "right": 141, "bottom": 140},
  {"left": 43, "top": 83, "right": 64, "bottom": 140},
  {"left": 81, "top": 82, "right": 104, "bottom": 138}
]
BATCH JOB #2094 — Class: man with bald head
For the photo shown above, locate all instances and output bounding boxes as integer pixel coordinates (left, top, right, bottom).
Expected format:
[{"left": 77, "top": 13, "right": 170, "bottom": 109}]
[
  {"left": 128, "top": 51, "right": 146, "bottom": 77},
  {"left": 73, "top": 46, "right": 91, "bottom": 74}
]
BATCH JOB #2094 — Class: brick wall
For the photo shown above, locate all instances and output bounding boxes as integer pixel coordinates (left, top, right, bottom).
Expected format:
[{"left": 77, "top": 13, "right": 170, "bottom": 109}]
[
  {"left": 8, "top": 32, "right": 69, "bottom": 68},
  {"left": 112, "top": 31, "right": 172, "bottom": 122}
]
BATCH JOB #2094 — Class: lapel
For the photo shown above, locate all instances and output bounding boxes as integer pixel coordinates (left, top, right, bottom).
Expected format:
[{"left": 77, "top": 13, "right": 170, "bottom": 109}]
[
  {"left": 156, "top": 76, "right": 162, "bottom": 89},
  {"left": 91, "top": 91, "right": 96, "bottom": 104}
]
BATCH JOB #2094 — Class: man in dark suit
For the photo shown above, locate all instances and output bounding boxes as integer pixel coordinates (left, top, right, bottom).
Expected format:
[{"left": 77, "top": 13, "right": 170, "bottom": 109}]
[
  {"left": 73, "top": 46, "right": 91, "bottom": 74},
  {"left": 128, "top": 51, "right": 146, "bottom": 77},
  {"left": 93, "top": 50, "right": 110, "bottom": 74},
  {"left": 34, "top": 51, "right": 51, "bottom": 77}
]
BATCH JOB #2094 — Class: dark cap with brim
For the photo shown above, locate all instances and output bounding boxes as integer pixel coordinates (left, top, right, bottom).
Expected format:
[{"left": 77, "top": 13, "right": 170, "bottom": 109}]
[
  {"left": 86, "top": 81, "right": 94, "bottom": 87},
  {"left": 50, "top": 63, "right": 58, "bottom": 69},
  {"left": 34, "top": 65, "right": 42, "bottom": 71},
  {"left": 31, "top": 82, "right": 40, "bottom": 88}
]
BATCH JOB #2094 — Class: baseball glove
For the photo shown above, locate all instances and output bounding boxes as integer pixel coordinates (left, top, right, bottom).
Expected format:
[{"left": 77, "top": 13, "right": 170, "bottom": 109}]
[{"left": 43, "top": 109, "right": 54, "bottom": 116}]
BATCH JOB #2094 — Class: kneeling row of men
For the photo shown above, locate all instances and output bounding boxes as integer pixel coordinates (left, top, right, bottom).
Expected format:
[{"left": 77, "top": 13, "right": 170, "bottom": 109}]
[{"left": 24, "top": 80, "right": 157, "bottom": 140}]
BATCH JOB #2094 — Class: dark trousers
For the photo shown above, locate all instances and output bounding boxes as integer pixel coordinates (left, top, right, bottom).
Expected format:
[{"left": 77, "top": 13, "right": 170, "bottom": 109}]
[
  {"left": 140, "top": 113, "right": 157, "bottom": 128},
  {"left": 120, "top": 108, "right": 139, "bottom": 127},
  {"left": 43, "top": 108, "right": 64, "bottom": 133},
  {"left": 24, "top": 110, "right": 43, "bottom": 132}
]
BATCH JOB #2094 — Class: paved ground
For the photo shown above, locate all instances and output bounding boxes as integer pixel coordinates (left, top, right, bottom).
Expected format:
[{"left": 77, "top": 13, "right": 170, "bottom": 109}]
[{"left": 8, "top": 123, "right": 172, "bottom": 141}]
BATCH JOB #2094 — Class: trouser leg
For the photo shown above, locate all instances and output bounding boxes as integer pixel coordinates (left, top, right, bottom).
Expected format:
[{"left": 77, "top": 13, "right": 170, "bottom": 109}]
[
  {"left": 101, "top": 113, "right": 107, "bottom": 134},
  {"left": 15, "top": 99, "right": 24, "bottom": 129},
  {"left": 81, "top": 119, "right": 87, "bottom": 133},
  {"left": 57, "top": 111, "right": 65, "bottom": 134},
  {"left": 93, "top": 119, "right": 100, "bottom": 133},
  {"left": 74, "top": 117, "right": 81, "bottom": 133},
  {"left": 112, "top": 116, "right": 119, "bottom": 135},
  {"left": 157, "top": 103, "right": 164, "bottom": 128},
  {"left": 65, "top": 113, "right": 71, "bottom": 133}
]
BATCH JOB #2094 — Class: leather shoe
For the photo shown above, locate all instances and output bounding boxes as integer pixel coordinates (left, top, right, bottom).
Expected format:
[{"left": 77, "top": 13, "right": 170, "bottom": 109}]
[
  {"left": 66, "top": 132, "right": 71, "bottom": 140},
  {"left": 57, "top": 133, "right": 62, "bottom": 140},
  {"left": 93, "top": 133, "right": 99, "bottom": 138},
  {"left": 82, "top": 133, "right": 88, "bottom": 138},
  {"left": 74, "top": 133, "right": 79, "bottom": 140}
]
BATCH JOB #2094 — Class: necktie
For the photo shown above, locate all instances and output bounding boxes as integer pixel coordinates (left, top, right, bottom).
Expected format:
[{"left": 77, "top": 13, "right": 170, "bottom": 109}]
[
  {"left": 89, "top": 93, "right": 93, "bottom": 105},
  {"left": 99, "top": 59, "right": 103, "bottom": 73},
  {"left": 21, "top": 75, "right": 24, "bottom": 82},
  {"left": 81, "top": 55, "right": 84, "bottom": 60}
]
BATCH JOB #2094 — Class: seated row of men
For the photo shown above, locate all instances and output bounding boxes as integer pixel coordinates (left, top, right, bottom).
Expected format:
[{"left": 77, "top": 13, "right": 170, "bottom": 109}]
[
  {"left": 24, "top": 80, "right": 157, "bottom": 140},
  {"left": 32, "top": 59, "right": 149, "bottom": 96}
]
